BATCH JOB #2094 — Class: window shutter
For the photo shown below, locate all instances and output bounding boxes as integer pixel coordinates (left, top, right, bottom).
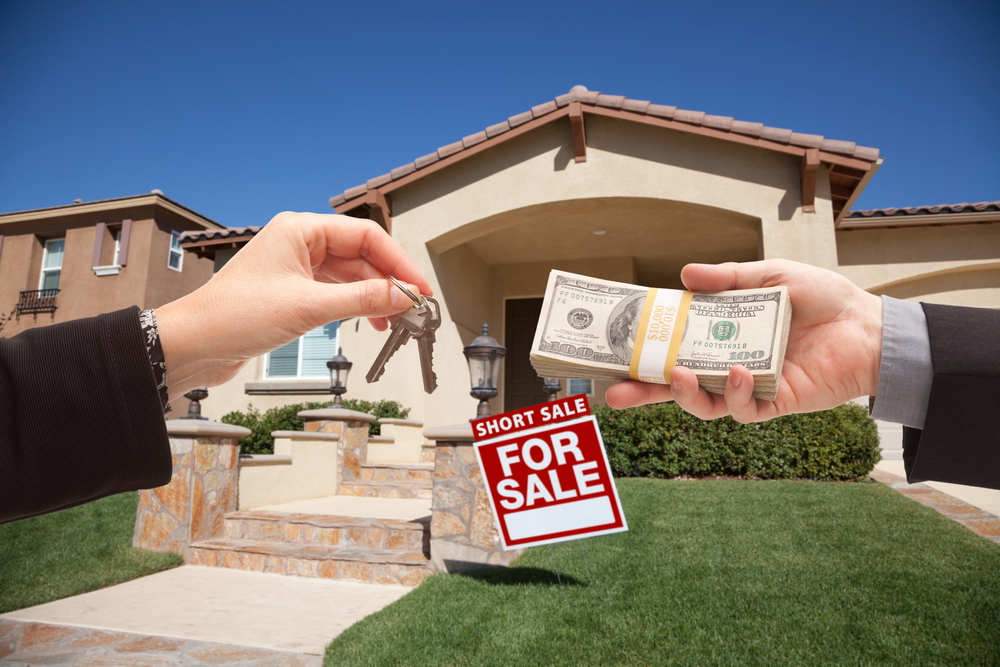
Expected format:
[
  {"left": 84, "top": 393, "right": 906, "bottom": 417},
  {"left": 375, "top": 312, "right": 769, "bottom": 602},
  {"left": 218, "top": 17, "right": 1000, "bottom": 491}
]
[
  {"left": 118, "top": 220, "right": 131, "bottom": 267},
  {"left": 301, "top": 322, "right": 340, "bottom": 378},
  {"left": 267, "top": 340, "right": 299, "bottom": 377}
]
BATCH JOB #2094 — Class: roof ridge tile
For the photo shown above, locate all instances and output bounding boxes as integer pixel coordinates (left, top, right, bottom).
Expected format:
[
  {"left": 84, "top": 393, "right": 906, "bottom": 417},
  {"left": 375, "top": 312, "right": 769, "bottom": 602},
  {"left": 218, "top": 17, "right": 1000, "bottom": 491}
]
[
  {"left": 647, "top": 103, "right": 677, "bottom": 119},
  {"left": 674, "top": 109, "right": 706, "bottom": 125},
  {"left": 462, "top": 131, "right": 488, "bottom": 149},
  {"left": 596, "top": 94, "right": 625, "bottom": 109},
  {"left": 760, "top": 126, "right": 792, "bottom": 144},
  {"left": 621, "top": 99, "right": 651, "bottom": 114},
  {"left": 789, "top": 132, "right": 824, "bottom": 149},
  {"left": 531, "top": 100, "right": 558, "bottom": 118},
  {"left": 391, "top": 163, "right": 416, "bottom": 180},
  {"left": 703, "top": 114, "right": 734, "bottom": 131}
]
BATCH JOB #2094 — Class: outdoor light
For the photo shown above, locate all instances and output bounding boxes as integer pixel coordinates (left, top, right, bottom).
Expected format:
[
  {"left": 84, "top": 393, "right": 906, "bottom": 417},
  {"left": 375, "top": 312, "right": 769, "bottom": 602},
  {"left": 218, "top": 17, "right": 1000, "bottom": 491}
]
[
  {"left": 326, "top": 347, "right": 352, "bottom": 408},
  {"left": 463, "top": 323, "right": 506, "bottom": 420},
  {"left": 180, "top": 388, "right": 209, "bottom": 420},
  {"left": 543, "top": 377, "right": 563, "bottom": 402}
]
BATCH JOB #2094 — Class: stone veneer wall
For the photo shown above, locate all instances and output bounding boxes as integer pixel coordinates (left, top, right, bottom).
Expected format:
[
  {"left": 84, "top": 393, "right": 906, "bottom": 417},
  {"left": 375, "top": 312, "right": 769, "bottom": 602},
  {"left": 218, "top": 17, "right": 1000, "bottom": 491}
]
[
  {"left": 425, "top": 425, "right": 525, "bottom": 573},
  {"left": 133, "top": 421, "right": 250, "bottom": 558},
  {"left": 298, "top": 408, "right": 375, "bottom": 484}
]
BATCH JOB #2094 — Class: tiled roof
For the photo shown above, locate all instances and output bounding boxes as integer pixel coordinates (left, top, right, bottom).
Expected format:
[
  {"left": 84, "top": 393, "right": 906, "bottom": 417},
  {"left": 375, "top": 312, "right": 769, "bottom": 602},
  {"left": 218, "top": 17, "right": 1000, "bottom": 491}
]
[
  {"left": 845, "top": 201, "right": 1000, "bottom": 219},
  {"left": 178, "top": 226, "right": 261, "bottom": 245},
  {"left": 329, "top": 85, "right": 881, "bottom": 208}
]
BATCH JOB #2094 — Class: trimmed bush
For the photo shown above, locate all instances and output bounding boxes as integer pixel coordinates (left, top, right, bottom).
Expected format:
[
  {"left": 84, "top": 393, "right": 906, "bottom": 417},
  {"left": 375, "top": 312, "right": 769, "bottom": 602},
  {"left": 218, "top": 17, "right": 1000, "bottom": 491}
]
[
  {"left": 593, "top": 402, "right": 880, "bottom": 481},
  {"left": 220, "top": 399, "right": 410, "bottom": 455}
]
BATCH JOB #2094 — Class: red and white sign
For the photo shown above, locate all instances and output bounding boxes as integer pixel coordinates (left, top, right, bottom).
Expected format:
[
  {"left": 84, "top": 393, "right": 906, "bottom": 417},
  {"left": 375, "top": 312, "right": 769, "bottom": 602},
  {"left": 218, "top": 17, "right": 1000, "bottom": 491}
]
[{"left": 473, "top": 395, "right": 628, "bottom": 550}]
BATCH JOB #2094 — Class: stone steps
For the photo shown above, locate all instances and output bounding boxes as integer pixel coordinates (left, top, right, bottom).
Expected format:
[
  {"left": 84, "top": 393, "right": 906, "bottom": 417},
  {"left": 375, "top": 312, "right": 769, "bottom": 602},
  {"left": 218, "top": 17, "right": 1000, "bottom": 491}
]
[
  {"left": 358, "top": 463, "right": 434, "bottom": 484},
  {"left": 338, "top": 479, "right": 432, "bottom": 500},
  {"left": 339, "top": 463, "right": 434, "bottom": 499},
  {"left": 222, "top": 510, "right": 430, "bottom": 554},
  {"left": 189, "top": 537, "right": 433, "bottom": 586}
]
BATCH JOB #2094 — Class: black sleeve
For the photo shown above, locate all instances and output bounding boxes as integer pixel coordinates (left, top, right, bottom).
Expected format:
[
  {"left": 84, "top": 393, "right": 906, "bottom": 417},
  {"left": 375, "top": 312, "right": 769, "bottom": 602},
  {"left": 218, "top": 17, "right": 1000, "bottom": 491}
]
[
  {"left": 0, "top": 306, "right": 171, "bottom": 524},
  {"left": 901, "top": 302, "right": 1000, "bottom": 490}
]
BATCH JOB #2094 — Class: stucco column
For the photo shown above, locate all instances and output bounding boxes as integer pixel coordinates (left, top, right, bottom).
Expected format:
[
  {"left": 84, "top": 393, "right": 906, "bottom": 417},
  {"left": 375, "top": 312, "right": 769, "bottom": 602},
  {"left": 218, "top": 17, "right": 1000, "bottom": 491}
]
[
  {"left": 298, "top": 408, "right": 375, "bottom": 483},
  {"left": 133, "top": 420, "right": 250, "bottom": 559},
  {"left": 424, "top": 424, "right": 525, "bottom": 573}
]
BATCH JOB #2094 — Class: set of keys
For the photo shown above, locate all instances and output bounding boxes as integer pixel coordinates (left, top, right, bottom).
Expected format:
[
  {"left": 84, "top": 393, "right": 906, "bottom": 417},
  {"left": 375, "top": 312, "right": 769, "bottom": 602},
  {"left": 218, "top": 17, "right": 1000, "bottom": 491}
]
[{"left": 366, "top": 276, "right": 441, "bottom": 394}]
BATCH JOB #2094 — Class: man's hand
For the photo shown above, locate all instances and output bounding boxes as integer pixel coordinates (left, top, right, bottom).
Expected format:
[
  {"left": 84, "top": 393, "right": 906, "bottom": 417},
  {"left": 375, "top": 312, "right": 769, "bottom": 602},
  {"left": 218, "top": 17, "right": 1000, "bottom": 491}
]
[
  {"left": 605, "top": 259, "right": 882, "bottom": 423},
  {"left": 155, "top": 212, "right": 432, "bottom": 402}
]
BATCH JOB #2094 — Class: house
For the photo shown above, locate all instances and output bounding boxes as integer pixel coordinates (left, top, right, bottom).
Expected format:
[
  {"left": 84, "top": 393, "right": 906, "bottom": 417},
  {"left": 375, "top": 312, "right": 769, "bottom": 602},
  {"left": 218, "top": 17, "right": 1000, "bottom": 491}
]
[
  {"left": 0, "top": 192, "right": 224, "bottom": 339},
  {"left": 180, "top": 86, "right": 1000, "bottom": 426}
]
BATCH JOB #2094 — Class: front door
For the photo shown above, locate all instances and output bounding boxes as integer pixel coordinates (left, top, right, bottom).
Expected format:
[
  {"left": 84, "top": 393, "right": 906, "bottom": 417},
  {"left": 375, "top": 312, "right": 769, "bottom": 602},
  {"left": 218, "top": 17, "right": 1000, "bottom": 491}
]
[{"left": 504, "top": 298, "right": 549, "bottom": 411}]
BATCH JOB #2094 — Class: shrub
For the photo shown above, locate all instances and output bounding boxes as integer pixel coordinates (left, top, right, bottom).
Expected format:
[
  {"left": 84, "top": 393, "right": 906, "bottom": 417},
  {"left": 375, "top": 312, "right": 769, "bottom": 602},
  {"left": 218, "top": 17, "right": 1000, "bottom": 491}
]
[
  {"left": 219, "top": 399, "right": 410, "bottom": 455},
  {"left": 593, "top": 402, "right": 880, "bottom": 481}
]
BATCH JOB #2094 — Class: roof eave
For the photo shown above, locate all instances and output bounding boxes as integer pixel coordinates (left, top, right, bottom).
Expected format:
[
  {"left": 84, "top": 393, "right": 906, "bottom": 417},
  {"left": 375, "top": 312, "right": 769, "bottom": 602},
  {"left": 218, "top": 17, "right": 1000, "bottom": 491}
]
[{"left": 0, "top": 194, "right": 225, "bottom": 230}]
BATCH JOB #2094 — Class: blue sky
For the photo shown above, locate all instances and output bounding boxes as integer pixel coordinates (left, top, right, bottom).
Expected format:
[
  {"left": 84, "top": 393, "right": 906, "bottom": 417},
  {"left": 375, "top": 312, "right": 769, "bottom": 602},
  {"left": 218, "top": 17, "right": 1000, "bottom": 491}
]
[{"left": 1, "top": 0, "right": 997, "bottom": 227}]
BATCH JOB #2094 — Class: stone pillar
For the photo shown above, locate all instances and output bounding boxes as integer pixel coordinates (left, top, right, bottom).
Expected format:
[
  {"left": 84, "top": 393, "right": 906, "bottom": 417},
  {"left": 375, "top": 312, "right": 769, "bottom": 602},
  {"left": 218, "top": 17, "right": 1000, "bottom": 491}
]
[
  {"left": 298, "top": 408, "right": 375, "bottom": 484},
  {"left": 424, "top": 424, "right": 525, "bottom": 573},
  {"left": 133, "top": 420, "right": 250, "bottom": 559}
]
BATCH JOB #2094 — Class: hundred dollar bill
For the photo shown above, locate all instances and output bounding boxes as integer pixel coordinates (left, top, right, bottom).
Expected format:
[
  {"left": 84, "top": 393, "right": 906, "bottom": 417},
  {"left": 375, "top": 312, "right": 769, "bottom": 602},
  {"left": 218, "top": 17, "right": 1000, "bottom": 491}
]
[{"left": 530, "top": 270, "right": 792, "bottom": 400}]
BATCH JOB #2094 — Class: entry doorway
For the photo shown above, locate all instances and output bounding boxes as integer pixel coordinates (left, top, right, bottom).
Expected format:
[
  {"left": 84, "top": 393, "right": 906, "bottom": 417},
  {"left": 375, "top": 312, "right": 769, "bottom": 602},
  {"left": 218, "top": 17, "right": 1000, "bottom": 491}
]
[{"left": 503, "top": 298, "right": 550, "bottom": 411}]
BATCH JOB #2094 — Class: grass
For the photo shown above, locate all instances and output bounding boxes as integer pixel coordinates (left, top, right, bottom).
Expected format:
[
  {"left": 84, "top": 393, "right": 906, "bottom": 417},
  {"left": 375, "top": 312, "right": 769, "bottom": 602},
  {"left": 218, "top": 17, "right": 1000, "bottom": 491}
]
[
  {"left": 325, "top": 479, "right": 1000, "bottom": 667},
  {"left": 0, "top": 492, "right": 183, "bottom": 614}
]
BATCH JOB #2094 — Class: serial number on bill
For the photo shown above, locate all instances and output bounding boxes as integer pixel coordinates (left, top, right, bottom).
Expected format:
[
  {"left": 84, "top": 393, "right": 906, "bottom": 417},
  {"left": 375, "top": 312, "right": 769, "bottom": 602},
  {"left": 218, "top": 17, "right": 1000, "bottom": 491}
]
[{"left": 558, "top": 291, "right": 614, "bottom": 305}]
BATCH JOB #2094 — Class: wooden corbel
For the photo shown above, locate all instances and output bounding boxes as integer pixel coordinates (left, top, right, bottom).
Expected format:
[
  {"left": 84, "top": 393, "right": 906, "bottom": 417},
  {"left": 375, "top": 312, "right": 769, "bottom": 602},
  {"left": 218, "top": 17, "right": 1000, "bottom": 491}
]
[
  {"left": 800, "top": 149, "right": 820, "bottom": 213},
  {"left": 365, "top": 189, "right": 393, "bottom": 235},
  {"left": 569, "top": 101, "right": 587, "bottom": 163}
]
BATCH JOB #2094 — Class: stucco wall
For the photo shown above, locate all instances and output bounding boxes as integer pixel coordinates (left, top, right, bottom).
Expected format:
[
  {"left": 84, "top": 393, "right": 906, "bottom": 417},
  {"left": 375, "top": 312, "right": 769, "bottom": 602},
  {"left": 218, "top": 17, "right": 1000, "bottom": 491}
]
[{"left": 836, "top": 223, "right": 1000, "bottom": 308}]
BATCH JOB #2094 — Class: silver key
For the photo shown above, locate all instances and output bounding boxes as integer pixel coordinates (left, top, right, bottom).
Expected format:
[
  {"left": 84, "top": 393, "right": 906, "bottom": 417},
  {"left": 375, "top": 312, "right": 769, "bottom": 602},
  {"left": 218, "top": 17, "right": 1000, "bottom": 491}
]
[
  {"left": 366, "top": 301, "right": 431, "bottom": 385},
  {"left": 416, "top": 297, "right": 441, "bottom": 394}
]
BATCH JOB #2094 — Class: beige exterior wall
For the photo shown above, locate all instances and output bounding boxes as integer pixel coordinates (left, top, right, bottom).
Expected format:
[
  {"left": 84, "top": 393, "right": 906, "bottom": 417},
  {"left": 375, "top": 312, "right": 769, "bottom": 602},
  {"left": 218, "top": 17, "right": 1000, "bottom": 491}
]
[{"left": 836, "top": 223, "right": 1000, "bottom": 308}]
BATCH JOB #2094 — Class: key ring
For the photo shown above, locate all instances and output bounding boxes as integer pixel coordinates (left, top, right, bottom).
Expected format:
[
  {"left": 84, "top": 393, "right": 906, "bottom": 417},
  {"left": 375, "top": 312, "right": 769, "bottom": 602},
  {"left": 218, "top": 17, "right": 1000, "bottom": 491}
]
[{"left": 387, "top": 275, "right": 422, "bottom": 307}]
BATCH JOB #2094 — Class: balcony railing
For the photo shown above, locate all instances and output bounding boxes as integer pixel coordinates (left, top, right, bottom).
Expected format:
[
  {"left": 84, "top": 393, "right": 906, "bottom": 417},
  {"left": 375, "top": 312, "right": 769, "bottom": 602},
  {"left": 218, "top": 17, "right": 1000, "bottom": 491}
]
[{"left": 16, "top": 288, "right": 60, "bottom": 320}]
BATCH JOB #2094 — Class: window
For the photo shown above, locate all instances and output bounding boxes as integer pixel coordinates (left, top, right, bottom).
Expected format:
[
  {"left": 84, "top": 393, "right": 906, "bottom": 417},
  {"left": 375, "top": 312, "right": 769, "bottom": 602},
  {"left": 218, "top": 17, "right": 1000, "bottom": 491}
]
[
  {"left": 568, "top": 378, "right": 594, "bottom": 396},
  {"left": 168, "top": 231, "right": 183, "bottom": 271},
  {"left": 113, "top": 230, "right": 122, "bottom": 266},
  {"left": 39, "top": 238, "right": 64, "bottom": 290},
  {"left": 265, "top": 322, "right": 340, "bottom": 379}
]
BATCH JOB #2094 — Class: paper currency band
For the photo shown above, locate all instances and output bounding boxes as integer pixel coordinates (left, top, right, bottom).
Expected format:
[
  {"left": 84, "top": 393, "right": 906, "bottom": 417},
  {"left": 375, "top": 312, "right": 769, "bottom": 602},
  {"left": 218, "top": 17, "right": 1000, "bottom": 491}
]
[{"left": 628, "top": 288, "right": 693, "bottom": 384}]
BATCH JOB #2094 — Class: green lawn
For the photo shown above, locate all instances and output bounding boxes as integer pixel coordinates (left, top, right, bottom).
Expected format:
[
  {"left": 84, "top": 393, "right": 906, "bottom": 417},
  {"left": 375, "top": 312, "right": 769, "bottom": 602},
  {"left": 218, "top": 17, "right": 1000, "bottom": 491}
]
[
  {"left": 0, "top": 492, "right": 182, "bottom": 614},
  {"left": 326, "top": 479, "right": 1000, "bottom": 667}
]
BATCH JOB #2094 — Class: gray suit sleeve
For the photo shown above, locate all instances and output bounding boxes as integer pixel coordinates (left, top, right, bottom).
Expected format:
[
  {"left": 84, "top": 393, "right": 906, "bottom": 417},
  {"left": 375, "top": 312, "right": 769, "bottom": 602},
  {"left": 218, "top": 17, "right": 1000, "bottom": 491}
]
[{"left": 869, "top": 296, "right": 933, "bottom": 429}]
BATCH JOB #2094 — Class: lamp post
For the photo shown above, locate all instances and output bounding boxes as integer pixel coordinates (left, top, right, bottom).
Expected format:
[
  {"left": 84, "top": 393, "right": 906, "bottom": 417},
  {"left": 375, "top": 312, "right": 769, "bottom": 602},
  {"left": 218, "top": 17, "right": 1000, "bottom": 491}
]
[
  {"left": 180, "top": 388, "right": 209, "bottom": 420},
  {"left": 326, "top": 347, "right": 352, "bottom": 409},
  {"left": 463, "top": 323, "right": 506, "bottom": 420},
  {"left": 543, "top": 377, "right": 563, "bottom": 402}
]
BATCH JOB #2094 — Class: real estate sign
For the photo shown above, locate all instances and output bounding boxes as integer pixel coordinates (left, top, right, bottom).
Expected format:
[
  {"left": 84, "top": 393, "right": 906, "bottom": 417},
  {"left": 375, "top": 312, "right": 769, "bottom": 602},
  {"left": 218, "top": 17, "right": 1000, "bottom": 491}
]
[{"left": 472, "top": 395, "right": 628, "bottom": 550}]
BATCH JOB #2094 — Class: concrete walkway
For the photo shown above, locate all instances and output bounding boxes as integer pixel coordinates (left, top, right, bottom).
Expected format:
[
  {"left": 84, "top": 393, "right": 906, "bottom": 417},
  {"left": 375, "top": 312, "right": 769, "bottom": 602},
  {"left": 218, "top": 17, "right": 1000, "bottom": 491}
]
[
  {"left": 1, "top": 566, "right": 414, "bottom": 664},
  {"left": 0, "top": 619, "right": 318, "bottom": 666}
]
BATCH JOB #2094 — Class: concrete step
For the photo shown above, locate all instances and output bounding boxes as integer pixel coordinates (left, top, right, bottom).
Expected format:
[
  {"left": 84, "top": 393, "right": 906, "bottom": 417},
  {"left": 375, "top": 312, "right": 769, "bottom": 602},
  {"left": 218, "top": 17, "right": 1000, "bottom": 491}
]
[
  {"left": 222, "top": 510, "right": 429, "bottom": 554},
  {"left": 359, "top": 463, "right": 434, "bottom": 484},
  {"left": 338, "top": 479, "right": 432, "bottom": 500},
  {"left": 190, "top": 538, "right": 434, "bottom": 586}
]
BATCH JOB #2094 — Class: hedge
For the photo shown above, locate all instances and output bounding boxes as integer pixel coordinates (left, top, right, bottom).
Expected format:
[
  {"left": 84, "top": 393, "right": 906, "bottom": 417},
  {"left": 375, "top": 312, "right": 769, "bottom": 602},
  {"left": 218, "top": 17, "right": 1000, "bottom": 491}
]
[
  {"left": 593, "top": 402, "right": 880, "bottom": 481},
  {"left": 219, "top": 399, "right": 410, "bottom": 455}
]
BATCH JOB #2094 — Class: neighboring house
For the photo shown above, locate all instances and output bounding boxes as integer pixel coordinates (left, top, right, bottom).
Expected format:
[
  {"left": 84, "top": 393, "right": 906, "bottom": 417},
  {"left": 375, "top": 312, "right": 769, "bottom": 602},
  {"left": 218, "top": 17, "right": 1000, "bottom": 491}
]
[
  {"left": 0, "top": 192, "right": 224, "bottom": 339},
  {"left": 182, "top": 86, "right": 1000, "bottom": 426}
]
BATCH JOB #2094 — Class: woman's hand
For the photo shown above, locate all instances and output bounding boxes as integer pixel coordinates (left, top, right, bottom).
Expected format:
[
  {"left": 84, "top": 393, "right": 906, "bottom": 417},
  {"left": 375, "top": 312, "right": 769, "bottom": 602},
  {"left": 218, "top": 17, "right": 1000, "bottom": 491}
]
[
  {"left": 155, "top": 212, "right": 432, "bottom": 402},
  {"left": 605, "top": 259, "right": 882, "bottom": 423}
]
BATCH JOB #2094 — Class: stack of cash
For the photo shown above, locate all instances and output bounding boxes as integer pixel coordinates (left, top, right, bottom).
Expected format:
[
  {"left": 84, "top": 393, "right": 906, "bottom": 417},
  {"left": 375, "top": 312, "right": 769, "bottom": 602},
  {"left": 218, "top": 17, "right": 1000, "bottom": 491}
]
[{"left": 530, "top": 270, "right": 792, "bottom": 401}]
